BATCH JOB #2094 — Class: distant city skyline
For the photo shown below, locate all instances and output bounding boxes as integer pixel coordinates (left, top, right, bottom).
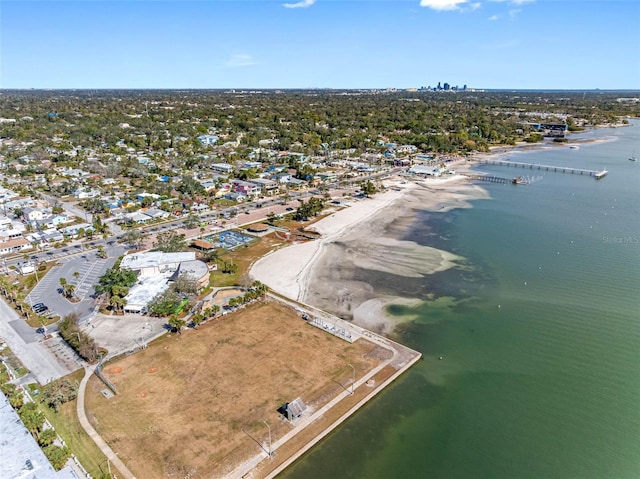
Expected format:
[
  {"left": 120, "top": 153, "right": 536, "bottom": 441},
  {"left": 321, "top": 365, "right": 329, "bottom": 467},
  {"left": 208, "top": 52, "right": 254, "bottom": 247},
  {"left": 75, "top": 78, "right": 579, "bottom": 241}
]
[{"left": 1, "top": 1, "right": 639, "bottom": 90}]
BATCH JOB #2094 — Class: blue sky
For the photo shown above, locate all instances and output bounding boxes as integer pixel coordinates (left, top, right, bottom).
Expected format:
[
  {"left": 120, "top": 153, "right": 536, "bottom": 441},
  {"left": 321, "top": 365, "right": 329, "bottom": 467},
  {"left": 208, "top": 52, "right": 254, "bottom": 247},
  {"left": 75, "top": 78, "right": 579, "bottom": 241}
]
[{"left": 1, "top": 0, "right": 639, "bottom": 89}]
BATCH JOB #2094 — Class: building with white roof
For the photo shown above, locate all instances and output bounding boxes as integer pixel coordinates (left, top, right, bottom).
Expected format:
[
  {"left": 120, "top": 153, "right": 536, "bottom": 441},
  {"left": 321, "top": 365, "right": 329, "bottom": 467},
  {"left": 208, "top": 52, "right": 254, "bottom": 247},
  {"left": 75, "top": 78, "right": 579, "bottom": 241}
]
[
  {"left": 0, "top": 393, "right": 80, "bottom": 479},
  {"left": 121, "top": 251, "right": 195, "bottom": 278},
  {"left": 121, "top": 252, "right": 209, "bottom": 313}
]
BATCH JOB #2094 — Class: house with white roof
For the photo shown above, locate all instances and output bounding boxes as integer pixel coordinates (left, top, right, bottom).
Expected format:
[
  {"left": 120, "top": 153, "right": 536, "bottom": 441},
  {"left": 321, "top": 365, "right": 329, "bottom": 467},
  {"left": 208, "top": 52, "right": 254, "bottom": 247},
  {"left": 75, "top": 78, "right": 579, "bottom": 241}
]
[
  {"left": 143, "top": 208, "right": 170, "bottom": 220},
  {"left": 198, "top": 135, "right": 219, "bottom": 146},
  {"left": 211, "top": 163, "right": 234, "bottom": 174},
  {"left": 125, "top": 212, "right": 152, "bottom": 224},
  {"left": 249, "top": 178, "right": 279, "bottom": 195},
  {"left": 22, "top": 207, "right": 47, "bottom": 223}
]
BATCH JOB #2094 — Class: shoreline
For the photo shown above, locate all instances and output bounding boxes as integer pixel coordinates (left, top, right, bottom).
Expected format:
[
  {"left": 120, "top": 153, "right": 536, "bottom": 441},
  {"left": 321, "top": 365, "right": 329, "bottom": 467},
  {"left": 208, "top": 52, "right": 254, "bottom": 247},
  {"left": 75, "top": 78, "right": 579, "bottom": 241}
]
[
  {"left": 250, "top": 174, "right": 489, "bottom": 334},
  {"left": 250, "top": 127, "right": 620, "bottom": 334}
]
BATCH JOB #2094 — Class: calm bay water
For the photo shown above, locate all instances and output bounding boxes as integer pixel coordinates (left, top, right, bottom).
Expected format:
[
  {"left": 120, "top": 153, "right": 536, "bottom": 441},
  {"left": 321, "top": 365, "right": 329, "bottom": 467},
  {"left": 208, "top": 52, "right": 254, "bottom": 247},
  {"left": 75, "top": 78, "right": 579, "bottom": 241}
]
[{"left": 280, "top": 122, "right": 640, "bottom": 479}]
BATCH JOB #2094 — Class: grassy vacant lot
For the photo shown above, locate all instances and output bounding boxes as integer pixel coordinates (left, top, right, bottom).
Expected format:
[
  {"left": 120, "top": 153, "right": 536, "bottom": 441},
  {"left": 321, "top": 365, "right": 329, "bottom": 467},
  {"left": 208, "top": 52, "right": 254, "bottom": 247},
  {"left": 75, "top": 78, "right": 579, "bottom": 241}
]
[{"left": 85, "top": 300, "right": 385, "bottom": 478}]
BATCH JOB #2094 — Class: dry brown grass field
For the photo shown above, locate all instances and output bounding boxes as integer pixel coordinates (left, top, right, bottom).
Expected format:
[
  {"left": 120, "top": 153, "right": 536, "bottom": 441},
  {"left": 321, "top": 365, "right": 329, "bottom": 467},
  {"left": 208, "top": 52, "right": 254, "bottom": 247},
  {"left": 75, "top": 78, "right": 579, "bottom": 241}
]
[{"left": 85, "top": 300, "right": 386, "bottom": 478}]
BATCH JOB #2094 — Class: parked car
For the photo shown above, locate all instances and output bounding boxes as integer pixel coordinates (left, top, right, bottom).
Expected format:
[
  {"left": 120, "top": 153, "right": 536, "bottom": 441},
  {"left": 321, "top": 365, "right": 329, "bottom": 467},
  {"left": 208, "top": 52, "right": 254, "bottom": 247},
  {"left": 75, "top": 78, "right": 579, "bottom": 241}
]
[{"left": 33, "top": 303, "right": 48, "bottom": 314}]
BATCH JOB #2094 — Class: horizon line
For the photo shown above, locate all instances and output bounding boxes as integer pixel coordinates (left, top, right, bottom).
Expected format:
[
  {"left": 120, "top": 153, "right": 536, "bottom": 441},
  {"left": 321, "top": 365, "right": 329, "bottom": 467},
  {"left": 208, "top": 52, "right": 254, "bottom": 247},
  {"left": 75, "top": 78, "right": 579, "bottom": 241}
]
[{"left": 2, "top": 88, "right": 639, "bottom": 93}]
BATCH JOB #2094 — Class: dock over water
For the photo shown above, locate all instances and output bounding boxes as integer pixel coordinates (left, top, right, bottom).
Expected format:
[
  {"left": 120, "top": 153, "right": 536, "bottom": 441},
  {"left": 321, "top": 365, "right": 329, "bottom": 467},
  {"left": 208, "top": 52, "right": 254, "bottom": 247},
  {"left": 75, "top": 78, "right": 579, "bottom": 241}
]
[
  {"left": 479, "top": 159, "right": 607, "bottom": 178},
  {"left": 464, "top": 174, "right": 515, "bottom": 184}
]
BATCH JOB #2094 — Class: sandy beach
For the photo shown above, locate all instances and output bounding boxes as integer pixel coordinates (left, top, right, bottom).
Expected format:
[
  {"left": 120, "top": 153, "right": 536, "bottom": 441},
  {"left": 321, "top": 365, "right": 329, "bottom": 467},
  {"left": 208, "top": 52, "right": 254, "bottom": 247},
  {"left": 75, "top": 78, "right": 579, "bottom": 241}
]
[
  {"left": 251, "top": 174, "right": 490, "bottom": 334},
  {"left": 250, "top": 130, "right": 615, "bottom": 334}
]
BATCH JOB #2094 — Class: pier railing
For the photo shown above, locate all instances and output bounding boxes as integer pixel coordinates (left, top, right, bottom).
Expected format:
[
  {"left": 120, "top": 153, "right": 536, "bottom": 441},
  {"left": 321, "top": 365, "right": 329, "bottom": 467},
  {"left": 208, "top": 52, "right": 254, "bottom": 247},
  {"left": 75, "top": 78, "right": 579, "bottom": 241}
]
[
  {"left": 479, "top": 159, "right": 605, "bottom": 177},
  {"left": 464, "top": 174, "right": 514, "bottom": 184}
]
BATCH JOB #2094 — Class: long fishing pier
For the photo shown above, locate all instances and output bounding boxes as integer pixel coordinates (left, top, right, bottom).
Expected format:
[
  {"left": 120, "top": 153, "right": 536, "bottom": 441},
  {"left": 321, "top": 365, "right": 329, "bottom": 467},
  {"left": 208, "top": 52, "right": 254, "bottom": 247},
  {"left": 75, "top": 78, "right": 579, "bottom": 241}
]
[{"left": 479, "top": 159, "right": 606, "bottom": 178}]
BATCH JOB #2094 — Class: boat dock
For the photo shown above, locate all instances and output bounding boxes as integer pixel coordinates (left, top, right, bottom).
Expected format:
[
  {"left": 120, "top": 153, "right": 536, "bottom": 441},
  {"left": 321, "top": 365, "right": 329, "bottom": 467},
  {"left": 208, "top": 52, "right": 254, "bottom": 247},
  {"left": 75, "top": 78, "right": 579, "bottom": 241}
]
[{"left": 479, "top": 159, "right": 607, "bottom": 178}]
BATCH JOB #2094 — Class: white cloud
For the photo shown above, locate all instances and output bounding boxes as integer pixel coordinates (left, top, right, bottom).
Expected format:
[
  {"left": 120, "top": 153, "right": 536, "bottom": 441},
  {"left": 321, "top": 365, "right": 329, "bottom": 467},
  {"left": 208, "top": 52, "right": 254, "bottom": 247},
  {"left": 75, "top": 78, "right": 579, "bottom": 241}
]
[
  {"left": 225, "top": 54, "right": 259, "bottom": 68},
  {"left": 509, "top": 8, "right": 521, "bottom": 18},
  {"left": 283, "top": 0, "right": 315, "bottom": 8},
  {"left": 488, "top": 14, "right": 500, "bottom": 20},
  {"left": 419, "top": 0, "right": 472, "bottom": 11}
]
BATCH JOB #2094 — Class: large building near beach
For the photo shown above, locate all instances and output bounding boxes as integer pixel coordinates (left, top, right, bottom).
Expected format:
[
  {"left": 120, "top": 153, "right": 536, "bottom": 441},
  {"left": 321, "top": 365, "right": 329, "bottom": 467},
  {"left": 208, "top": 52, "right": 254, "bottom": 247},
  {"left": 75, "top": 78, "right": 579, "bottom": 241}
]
[{"left": 121, "top": 252, "right": 210, "bottom": 314}]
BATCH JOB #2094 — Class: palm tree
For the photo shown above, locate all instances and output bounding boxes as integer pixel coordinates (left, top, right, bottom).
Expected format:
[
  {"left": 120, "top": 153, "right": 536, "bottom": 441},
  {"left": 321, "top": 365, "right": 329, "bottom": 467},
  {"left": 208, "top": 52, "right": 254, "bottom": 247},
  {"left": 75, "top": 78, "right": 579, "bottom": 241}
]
[
  {"left": 168, "top": 315, "right": 186, "bottom": 334},
  {"left": 109, "top": 295, "right": 126, "bottom": 314},
  {"left": 191, "top": 312, "right": 204, "bottom": 328}
]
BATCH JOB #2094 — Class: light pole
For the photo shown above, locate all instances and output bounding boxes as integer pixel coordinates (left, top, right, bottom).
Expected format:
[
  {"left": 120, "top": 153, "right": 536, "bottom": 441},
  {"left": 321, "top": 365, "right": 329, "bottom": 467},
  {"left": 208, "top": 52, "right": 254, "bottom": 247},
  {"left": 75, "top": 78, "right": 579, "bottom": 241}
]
[
  {"left": 263, "top": 420, "right": 272, "bottom": 457},
  {"left": 348, "top": 363, "right": 355, "bottom": 395}
]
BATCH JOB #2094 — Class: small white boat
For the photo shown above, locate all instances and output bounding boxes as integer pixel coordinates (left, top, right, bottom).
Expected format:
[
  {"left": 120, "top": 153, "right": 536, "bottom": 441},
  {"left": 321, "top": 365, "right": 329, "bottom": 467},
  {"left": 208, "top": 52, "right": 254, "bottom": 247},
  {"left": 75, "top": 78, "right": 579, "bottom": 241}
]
[{"left": 569, "top": 145, "right": 579, "bottom": 150}]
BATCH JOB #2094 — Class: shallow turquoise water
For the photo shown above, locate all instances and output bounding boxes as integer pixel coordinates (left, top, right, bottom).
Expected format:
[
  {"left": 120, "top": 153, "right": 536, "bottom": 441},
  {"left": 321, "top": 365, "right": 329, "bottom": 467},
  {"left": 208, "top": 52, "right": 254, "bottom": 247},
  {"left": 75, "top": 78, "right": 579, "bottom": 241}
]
[{"left": 280, "top": 122, "right": 640, "bottom": 479}]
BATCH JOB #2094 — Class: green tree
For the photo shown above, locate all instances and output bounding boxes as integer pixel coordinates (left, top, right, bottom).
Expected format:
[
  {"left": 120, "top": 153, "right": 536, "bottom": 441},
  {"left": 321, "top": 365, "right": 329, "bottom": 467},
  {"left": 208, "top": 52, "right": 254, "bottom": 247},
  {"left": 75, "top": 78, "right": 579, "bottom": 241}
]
[
  {"left": 43, "top": 444, "right": 71, "bottom": 471},
  {"left": 59, "top": 277, "right": 69, "bottom": 297},
  {"left": 38, "top": 428, "right": 58, "bottom": 447},
  {"left": 19, "top": 402, "right": 45, "bottom": 438},
  {"left": 82, "top": 198, "right": 107, "bottom": 214},
  {"left": 168, "top": 315, "right": 186, "bottom": 334},
  {"left": 153, "top": 230, "right": 186, "bottom": 253},
  {"left": 147, "top": 289, "right": 181, "bottom": 316},
  {"left": 183, "top": 214, "right": 200, "bottom": 229},
  {"left": 122, "top": 229, "right": 144, "bottom": 248},
  {"left": 58, "top": 313, "right": 99, "bottom": 362},
  {"left": 360, "top": 180, "right": 377, "bottom": 197},
  {"left": 191, "top": 312, "right": 204, "bottom": 328},
  {"left": 95, "top": 261, "right": 138, "bottom": 298},
  {"left": 109, "top": 294, "right": 126, "bottom": 314}
]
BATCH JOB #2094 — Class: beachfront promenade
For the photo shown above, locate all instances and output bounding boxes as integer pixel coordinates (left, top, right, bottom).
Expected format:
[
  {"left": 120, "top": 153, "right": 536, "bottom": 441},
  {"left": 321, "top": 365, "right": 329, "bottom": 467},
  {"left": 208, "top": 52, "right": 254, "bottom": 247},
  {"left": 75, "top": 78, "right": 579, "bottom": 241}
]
[{"left": 225, "top": 294, "right": 421, "bottom": 479}]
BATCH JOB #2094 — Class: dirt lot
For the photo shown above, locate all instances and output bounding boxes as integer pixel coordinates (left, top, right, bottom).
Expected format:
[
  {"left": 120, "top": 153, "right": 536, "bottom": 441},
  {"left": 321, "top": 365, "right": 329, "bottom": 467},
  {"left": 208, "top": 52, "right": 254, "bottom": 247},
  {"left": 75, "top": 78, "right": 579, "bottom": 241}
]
[{"left": 85, "top": 300, "right": 385, "bottom": 478}]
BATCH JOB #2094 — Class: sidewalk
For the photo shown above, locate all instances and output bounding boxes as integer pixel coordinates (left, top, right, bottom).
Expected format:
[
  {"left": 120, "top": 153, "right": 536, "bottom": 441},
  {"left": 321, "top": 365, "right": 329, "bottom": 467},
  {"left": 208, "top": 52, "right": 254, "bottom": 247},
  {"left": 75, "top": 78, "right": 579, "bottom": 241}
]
[{"left": 76, "top": 365, "right": 137, "bottom": 479}]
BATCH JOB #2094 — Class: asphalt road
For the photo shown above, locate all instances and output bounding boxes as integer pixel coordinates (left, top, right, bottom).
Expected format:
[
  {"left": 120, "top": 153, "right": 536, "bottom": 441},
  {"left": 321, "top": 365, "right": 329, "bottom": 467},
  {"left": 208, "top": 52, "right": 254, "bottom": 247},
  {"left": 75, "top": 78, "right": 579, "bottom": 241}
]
[{"left": 0, "top": 297, "right": 78, "bottom": 384}]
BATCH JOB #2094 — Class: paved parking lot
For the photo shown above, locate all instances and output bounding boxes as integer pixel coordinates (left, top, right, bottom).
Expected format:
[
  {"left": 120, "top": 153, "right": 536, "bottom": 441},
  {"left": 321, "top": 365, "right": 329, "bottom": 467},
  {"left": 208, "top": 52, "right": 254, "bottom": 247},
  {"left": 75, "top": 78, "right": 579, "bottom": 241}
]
[
  {"left": 26, "top": 245, "right": 127, "bottom": 321},
  {"left": 81, "top": 313, "right": 168, "bottom": 359},
  {"left": 0, "top": 298, "right": 78, "bottom": 385},
  {"left": 42, "top": 335, "right": 83, "bottom": 373}
]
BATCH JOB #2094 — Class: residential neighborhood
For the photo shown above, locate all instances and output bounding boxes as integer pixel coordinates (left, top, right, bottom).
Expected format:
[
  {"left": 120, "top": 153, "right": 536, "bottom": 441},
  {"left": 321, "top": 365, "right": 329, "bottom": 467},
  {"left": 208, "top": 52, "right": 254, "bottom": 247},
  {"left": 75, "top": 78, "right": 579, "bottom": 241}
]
[{"left": 0, "top": 89, "right": 635, "bottom": 479}]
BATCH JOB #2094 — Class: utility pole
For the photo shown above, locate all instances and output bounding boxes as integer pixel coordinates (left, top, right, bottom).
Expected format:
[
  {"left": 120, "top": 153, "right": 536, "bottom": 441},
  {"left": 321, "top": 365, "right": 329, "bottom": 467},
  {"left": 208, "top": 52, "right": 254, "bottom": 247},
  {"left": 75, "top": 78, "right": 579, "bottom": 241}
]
[
  {"left": 348, "top": 363, "right": 355, "bottom": 395},
  {"left": 263, "top": 421, "right": 272, "bottom": 457}
]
